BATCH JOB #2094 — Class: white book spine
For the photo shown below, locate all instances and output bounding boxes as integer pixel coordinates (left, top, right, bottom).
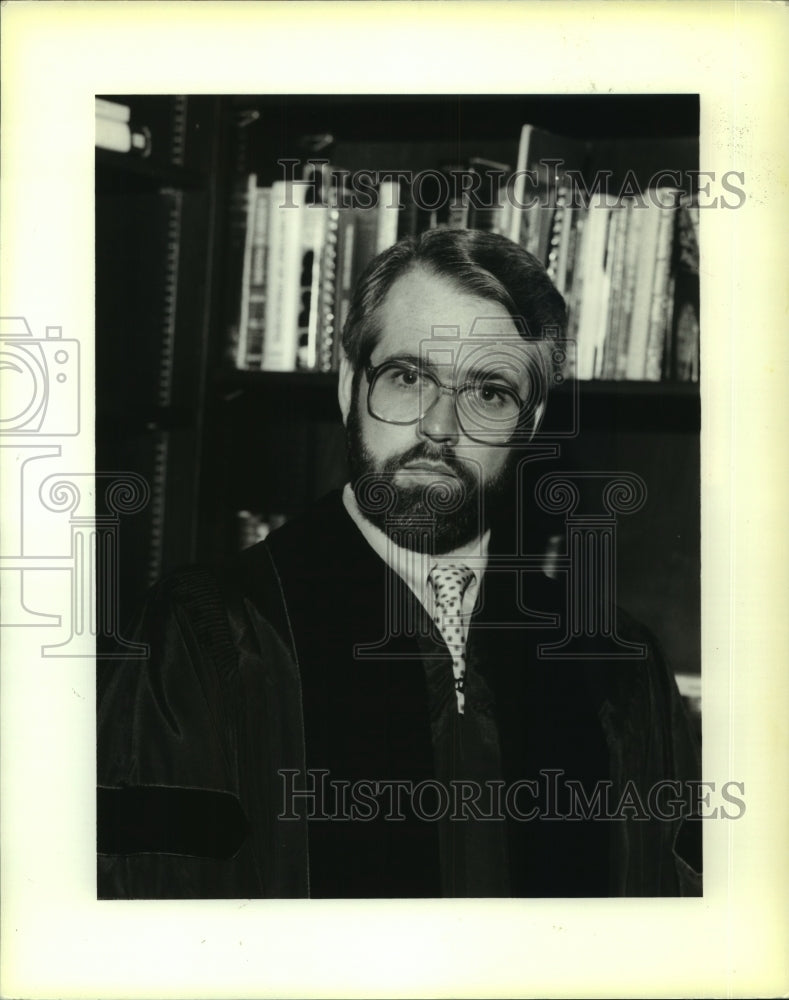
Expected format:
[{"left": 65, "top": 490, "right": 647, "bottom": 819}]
[
  {"left": 625, "top": 203, "right": 663, "bottom": 380},
  {"left": 234, "top": 174, "right": 258, "bottom": 368},
  {"left": 303, "top": 204, "right": 328, "bottom": 370},
  {"left": 377, "top": 180, "right": 401, "bottom": 254},
  {"left": 575, "top": 197, "right": 610, "bottom": 380},
  {"left": 263, "top": 182, "right": 307, "bottom": 371}
]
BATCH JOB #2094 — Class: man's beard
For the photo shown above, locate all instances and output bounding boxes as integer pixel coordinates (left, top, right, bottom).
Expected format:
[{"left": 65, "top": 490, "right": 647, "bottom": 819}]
[{"left": 346, "top": 393, "right": 516, "bottom": 554}]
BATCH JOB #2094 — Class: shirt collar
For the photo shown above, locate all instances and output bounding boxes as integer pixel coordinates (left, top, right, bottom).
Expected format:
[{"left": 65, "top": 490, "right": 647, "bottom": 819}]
[{"left": 342, "top": 482, "right": 490, "bottom": 613}]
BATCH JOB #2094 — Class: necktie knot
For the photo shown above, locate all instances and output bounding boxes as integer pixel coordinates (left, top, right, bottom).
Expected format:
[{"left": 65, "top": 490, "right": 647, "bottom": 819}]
[{"left": 428, "top": 564, "right": 475, "bottom": 614}]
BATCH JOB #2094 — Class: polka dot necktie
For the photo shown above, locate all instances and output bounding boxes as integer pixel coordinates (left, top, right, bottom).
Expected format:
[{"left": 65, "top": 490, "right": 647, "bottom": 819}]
[{"left": 428, "top": 564, "right": 476, "bottom": 715}]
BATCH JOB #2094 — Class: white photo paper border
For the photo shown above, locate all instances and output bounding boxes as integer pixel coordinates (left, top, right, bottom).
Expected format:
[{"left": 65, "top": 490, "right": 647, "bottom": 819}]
[{"left": 1, "top": 2, "right": 788, "bottom": 997}]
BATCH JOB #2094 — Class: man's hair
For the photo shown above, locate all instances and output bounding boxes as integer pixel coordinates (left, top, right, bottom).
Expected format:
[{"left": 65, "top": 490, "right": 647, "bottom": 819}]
[{"left": 341, "top": 228, "right": 567, "bottom": 369}]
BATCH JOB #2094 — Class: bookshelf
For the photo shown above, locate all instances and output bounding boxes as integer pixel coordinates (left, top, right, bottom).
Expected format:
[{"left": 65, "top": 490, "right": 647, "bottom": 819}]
[
  {"left": 95, "top": 93, "right": 701, "bottom": 684},
  {"left": 95, "top": 94, "right": 228, "bottom": 632}
]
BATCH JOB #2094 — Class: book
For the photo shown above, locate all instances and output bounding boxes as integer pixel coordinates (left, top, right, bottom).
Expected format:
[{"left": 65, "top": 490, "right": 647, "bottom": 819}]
[
  {"left": 234, "top": 177, "right": 264, "bottom": 368},
  {"left": 625, "top": 201, "right": 663, "bottom": 380},
  {"left": 600, "top": 205, "right": 630, "bottom": 378},
  {"left": 573, "top": 194, "right": 612, "bottom": 379},
  {"left": 262, "top": 181, "right": 308, "bottom": 372},
  {"left": 377, "top": 179, "right": 401, "bottom": 253},
  {"left": 467, "top": 156, "right": 511, "bottom": 233},
  {"left": 668, "top": 203, "right": 700, "bottom": 381},
  {"left": 317, "top": 206, "right": 340, "bottom": 372},
  {"left": 643, "top": 193, "right": 680, "bottom": 380},
  {"left": 296, "top": 204, "right": 329, "bottom": 370},
  {"left": 230, "top": 174, "right": 258, "bottom": 368},
  {"left": 243, "top": 187, "right": 272, "bottom": 369},
  {"left": 226, "top": 124, "right": 697, "bottom": 384},
  {"left": 613, "top": 204, "right": 645, "bottom": 380},
  {"left": 330, "top": 207, "right": 357, "bottom": 370}
]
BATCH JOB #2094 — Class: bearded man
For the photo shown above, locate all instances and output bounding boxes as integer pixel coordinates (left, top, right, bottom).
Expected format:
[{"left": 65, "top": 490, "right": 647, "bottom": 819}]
[{"left": 97, "top": 229, "right": 701, "bottom": 899}]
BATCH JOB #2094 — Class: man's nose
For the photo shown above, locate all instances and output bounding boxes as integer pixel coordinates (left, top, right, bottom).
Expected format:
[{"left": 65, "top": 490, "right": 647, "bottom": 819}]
[{"left": 418, "top": 390, "right": 460, "bottom": 445}]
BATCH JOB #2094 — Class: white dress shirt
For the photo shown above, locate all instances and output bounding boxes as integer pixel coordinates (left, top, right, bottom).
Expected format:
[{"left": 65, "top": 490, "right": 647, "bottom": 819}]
[{"left": 342, "top": 482, "right": 490, "bottom": 645}]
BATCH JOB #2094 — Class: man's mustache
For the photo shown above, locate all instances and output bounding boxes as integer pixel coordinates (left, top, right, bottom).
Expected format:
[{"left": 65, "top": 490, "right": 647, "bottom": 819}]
[{"left": 384, "top": 443, "right": 471, "bottom": 480}]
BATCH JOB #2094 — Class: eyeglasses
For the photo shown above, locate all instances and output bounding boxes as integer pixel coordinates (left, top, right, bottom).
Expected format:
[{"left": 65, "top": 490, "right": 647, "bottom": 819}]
[{"left": 365, "top": 358, "right": 526, "bottom": 445}]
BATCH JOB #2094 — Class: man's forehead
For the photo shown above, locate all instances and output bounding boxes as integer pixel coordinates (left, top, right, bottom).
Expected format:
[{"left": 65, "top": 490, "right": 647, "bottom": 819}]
[
  {"left": 419, "top": 327, "right": 533, "bottom": 371},
  {"left": 373, "top": 267, "right": 538, "bottom": 375}
]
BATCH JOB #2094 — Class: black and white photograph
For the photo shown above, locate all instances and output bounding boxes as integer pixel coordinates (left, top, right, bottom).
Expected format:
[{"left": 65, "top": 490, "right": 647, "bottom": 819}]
[
  {"left": 95, "top": 93, "right": 705, "bottom": 900},
  {"left": 2, "top": 3, "right": 788, "bottom": 998}
]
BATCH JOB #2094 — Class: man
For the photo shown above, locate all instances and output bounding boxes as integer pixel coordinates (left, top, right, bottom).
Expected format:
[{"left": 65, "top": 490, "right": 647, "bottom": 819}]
[{"left": 97, "top": 229, "right": 701, "bottom": 899}]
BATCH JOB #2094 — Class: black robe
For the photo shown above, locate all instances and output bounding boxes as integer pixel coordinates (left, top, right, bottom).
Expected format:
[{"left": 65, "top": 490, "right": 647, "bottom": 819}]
[{"left": 97, "top": 491, "right": 702, "bottom": 898}]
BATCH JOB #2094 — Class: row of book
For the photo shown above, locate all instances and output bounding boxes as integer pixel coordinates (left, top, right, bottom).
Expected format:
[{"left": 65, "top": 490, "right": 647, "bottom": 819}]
[
  {"left": 227, "top": 175, "right": 401, "bottom": 372},
  {"left": 546, "top": 192, "right": 699, "bottom": 381},
  {"left": 227, "top": 126, "right": 699, "bottom": 382}
]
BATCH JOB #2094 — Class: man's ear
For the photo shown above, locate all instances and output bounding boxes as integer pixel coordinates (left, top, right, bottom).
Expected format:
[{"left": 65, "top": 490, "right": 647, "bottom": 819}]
[{"left": 337, "top": 351, "right": 354, "bottom": 427}]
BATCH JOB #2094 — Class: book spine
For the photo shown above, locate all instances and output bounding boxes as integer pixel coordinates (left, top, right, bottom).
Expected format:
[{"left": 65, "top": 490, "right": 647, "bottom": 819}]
[
  {"left": 600, "top": 206, "right": 629, "bottom": 379},
  {"left": 592, "top": 206, "right": 617, "bottom": 379},
  {"left": 625, "top": 202, "right": 663, "bottom": 380},
  {"left": 397, "top": 181, "right": 420, "bottom": 240},
  {"left": 614, "top": 205, "right": 645, "bottom": 380},
  {"left": 467, "top": 157, "right": 511, "bottom": 233},
  {"left": 564, "top": 207, "right": 587, "bottom": 373},
  {"left": 262, "top": 181, "right": 306, "bottom": 372},
  {"left": 668, "top": 203, "right": 700, "bottom": 381},
  {"left": 661, "top": 270, "right": 677, "bottom": 381},
  {"left": 244, "top": 187, "right": 271, "bottom": 369},
  {"left": 546, "top": 189, "right": 567, "bottom": 286},
  {"left": 351, "top": 206, "right": 379, "bottom": 290},
  {"left": 435, "top": 163, "right": 468, "bottom": 229},
  {"left": 643, "top": 197, "right": 679, "bottom": 381},
  {"left": 297, "top": 204, "right": 328, "bottom": 371},
  {"left": 234, "top": 173, "right": 258, "bottom": 369},
  {"left": 672, "top": 292, "right": 700, "bottom": 381},
  {"left": 330, "top": 209, "right": 357, "bottom": 370},
  {"left": 377, "top": 179, "right": 401, "bottom": 253},
  {"left": 574, "top": 196, "right": 610, "bottom": 380},
  {"left": 318, "top": 207, "right": 340, "bottom": 372},
  {"left": 552, "top": 192, "right": 574, "bottom": 296}
]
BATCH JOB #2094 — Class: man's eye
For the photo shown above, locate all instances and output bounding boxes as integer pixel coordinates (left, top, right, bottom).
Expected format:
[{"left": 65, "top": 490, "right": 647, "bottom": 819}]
[
  {"left": 386, "top": 366, "right": 423, "bottom": 388},
  {"left": 473, "top": 381, "right": 510, "bottom": 404}
]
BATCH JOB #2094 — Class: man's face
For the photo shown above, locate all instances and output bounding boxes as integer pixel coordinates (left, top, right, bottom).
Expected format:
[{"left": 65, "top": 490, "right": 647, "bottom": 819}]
[{"left": 339, "top": 267, "right": 542, "bottom": 553}]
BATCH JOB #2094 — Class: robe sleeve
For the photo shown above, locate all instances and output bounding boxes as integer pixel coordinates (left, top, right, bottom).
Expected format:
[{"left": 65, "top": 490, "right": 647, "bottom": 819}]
[{"left": 97, "top": 569, "right": 267, "bottom": 898}]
